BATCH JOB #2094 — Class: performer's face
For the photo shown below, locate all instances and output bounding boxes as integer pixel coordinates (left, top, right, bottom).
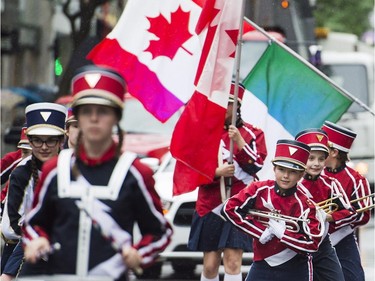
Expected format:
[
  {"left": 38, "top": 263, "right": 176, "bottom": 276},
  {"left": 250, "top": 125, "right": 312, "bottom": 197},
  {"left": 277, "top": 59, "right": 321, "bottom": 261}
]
[
  {"left": 305, "top": 150, "right": 327, "bottom": 177},
  {"left": 29, "top": 135, "right": 62, "bottom": 162},
  {"left": 273, "top": 165, "right": 304, "bottom": 190},
  {"left": 77, "top": 104, "right": 118, "bottom": 144},
  {"left": 66, "top": 121, "right": 79, "bottom": 148}
]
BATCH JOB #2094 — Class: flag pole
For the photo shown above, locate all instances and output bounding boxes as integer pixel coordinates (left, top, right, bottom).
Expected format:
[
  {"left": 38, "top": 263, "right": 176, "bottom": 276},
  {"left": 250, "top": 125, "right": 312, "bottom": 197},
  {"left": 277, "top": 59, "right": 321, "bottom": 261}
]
[
  {"left": 226, "top": 0, "right": 246, "bottom": 198},
  {"left": 244, "top": 17, "right": 375, "bottom": 116}
]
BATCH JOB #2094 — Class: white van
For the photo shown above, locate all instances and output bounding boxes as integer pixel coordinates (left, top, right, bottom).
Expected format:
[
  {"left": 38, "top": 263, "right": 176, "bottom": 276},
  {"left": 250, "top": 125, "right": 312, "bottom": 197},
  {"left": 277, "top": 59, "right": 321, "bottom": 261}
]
[{"left": 319, "top": 37, "right": 374, "bottom": 191}]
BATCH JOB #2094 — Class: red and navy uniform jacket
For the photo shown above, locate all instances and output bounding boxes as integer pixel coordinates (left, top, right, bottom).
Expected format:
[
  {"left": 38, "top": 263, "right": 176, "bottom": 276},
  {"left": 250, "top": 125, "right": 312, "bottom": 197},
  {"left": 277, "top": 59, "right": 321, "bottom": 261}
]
[
  {"left": 299, "top": 173, "right": 357, "bottom": 231},
  {"left": 222, "top": 180, "right": 324, "bottom": 266},
  {"left": 23, "top": 144, "right": 172, "bottom": 275},
  {"left": 322, "top": 165, "right": 371, "bottom": 245},
  {"left": 1, "top": 149, "right": 23, "bottom": 213},
  {"left": 2, "top": 154, "right": 38, "bottom": 241},
  {"left": 1, "top": 149, "right": 23, "bottom": 204},
  {"left": 196, "top": 122, "right": 267, "bottom": 216},
  {"left": 1, "top": 149, "right": 22, "bottom": 185}
]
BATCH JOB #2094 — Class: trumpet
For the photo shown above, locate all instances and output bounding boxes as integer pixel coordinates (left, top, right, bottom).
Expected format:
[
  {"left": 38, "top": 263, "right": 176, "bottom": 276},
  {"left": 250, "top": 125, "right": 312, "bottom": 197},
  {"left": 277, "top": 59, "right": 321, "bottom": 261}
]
[
  {"left": 247, "top": 209, "right": 310, "bottom": 233},
  {"left": 316, "top": 195, "right": 342, "bottom": 214},
  {"left": 351, "top": 193, "right": 375, "bottom": 213}
]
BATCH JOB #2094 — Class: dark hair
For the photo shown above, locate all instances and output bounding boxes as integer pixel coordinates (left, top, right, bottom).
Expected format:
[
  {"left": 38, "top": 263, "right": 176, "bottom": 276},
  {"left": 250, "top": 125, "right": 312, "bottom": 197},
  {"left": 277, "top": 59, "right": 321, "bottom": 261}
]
[{"left": 329, "top": 147, "right": 349, "bottom": 163}]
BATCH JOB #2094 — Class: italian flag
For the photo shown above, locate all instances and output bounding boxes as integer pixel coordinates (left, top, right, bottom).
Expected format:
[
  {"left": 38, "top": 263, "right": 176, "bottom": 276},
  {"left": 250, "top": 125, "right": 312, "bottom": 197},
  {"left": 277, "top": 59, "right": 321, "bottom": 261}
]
[{"left": 241, "top": 43, "right": 352, "bottom": 180}]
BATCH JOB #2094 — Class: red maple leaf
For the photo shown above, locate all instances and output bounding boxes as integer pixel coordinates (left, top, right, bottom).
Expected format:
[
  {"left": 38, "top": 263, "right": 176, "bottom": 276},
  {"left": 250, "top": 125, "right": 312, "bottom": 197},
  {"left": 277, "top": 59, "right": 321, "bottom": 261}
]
[
  {"left": 145, "top": 6, "right": 193, "bottom": 60},
  {"left": 226, "top": 29, "right": 239, "bottom": 58}
]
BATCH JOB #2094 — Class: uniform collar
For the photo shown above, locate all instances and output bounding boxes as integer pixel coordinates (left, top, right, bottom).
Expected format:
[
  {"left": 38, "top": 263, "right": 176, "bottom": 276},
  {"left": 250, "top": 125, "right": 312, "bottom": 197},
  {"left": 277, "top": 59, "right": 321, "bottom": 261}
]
[
  {"left": 274, "top": 183, "right": 297, "bottom": 197},
  {"left": 304, "top": 173, "right": 319, "bottom": 181},
  {"left": 325, "top": 164, "right": 346, "bottom": 174},
  {"left": 78, "top": 142, "right": 117, "bottom": 166}
]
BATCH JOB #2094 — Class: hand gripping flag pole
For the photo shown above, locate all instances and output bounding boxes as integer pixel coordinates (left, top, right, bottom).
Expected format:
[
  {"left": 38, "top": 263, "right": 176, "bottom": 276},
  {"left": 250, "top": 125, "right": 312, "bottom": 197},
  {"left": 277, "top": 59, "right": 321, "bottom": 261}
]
[{"left": 225, "top": 0, "right": 246, "bottom": 199}]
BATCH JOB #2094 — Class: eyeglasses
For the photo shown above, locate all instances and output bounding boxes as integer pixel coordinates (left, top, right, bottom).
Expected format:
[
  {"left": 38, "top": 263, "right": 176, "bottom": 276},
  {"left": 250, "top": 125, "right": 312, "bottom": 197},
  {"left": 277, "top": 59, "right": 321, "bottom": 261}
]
[{"left": 29, "top": 137, "right": 60, "bottom": 148}]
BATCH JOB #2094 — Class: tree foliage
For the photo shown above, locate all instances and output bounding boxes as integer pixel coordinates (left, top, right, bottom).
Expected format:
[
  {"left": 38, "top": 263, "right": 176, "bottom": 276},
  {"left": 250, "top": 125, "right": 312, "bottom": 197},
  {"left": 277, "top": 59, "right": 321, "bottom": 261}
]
[{"left": 314, "top": 0, "right": 374, "bottom": 36}]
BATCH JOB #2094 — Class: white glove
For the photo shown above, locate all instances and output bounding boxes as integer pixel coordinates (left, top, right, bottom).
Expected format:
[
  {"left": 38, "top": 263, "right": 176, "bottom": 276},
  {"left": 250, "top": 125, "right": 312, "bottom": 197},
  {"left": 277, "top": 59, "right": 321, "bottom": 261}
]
[
  {"left": 259, "top": 228, "right": 274, "bottom": 244},
  {"left": 317, "top": 208, "right": 328, "bottom": 222},
  {"left": 268, "top": 218, "right": 286, "bottom": 239}
]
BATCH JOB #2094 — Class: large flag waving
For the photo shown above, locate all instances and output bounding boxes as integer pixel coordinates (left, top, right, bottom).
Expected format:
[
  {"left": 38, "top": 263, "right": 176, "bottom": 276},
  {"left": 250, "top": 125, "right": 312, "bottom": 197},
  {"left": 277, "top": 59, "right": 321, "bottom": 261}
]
[
  {"left": 170, "top": 0, "right": 243, "bottom": 195},
  {"left": 241, "top": 42, "right": 352, "bottom": 180},
  {"left": 87, "top": 0, "right": 203, "bottom": 122}
]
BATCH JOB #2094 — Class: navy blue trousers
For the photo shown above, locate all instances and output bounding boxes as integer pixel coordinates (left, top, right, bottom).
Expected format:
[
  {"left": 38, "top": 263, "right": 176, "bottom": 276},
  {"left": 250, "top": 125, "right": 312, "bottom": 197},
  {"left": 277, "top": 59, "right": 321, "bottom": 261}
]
[
  {"left": 245, "top": 254, "right": 313, "bottom": 281},
  {"left": 1, "top": 242, "right": 17, "bottom": 272},
  {"left": 312, "top": 235, "right": 345, "bottom": 281},
  {"left": 2, "top": 241, "right": 23, "bottom": 276},
  {"left": 334, "top": 233, "right": 365, "bottom": 281}
]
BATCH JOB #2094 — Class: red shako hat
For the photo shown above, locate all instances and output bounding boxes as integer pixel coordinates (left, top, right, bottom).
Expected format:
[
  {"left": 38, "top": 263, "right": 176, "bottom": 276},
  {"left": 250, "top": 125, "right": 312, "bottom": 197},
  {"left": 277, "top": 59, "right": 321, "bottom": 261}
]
[
  {"left": 321, "top": 121, "right": 356, "bottom": 153},
  {"left": 272, "top": 139, "right": 311, "bottom": 171},
  {"left": 229, "top": 82, "right": 245, "bottom": 104},
  {"left": 17, "top": 126, "right": 32, "bottom": 150},
  {"left": 71, "top": 65, "right": 126, "bottom": 110},
  {"left": 295, "top": 128, "right": 329, "bottom": 154}
]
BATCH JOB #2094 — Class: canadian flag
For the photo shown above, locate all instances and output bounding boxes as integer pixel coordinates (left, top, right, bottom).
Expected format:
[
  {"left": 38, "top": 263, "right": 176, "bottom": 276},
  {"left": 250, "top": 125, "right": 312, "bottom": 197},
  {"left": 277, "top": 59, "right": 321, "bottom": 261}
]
[
  {"left": 170, "top": 0, "right": 243, "bottom": 195},
  {"left": 87, "top": 0, "right": 204, "bottom": 122}
]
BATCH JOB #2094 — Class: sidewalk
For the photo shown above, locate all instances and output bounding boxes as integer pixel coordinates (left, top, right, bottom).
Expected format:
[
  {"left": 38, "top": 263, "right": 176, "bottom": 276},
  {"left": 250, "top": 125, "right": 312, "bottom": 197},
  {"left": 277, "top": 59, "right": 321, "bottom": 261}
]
[{"left": 360, "top": 217, "right": 375, "bottom": 281}]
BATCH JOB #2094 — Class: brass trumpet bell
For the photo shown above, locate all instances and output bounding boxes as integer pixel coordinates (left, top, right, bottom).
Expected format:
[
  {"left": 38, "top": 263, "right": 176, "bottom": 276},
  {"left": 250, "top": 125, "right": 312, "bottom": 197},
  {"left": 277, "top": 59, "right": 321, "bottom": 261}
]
[
  {"left": 351, "top": 193, "right": 375, "bottom": 213},
  {"left": 247, "top": 210, "right": 309, "bottom": 233},
  {"left": 316, "top": 195, "right": 342, "bottom": 214}
]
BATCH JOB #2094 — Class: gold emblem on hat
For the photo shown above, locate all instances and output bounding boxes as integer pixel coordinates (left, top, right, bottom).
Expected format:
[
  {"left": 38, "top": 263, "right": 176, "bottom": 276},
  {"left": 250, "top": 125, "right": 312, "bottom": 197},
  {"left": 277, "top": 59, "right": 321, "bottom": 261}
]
[{"left": 316, "top": 134, "right": 324, "bottom": 142}]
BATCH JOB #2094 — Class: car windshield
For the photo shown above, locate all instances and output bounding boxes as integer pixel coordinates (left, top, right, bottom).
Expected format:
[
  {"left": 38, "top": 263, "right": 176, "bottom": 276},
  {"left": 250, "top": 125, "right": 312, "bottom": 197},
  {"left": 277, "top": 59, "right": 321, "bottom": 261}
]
[{"left": 120, "top": 98, "right": 181, "bottom": 135}]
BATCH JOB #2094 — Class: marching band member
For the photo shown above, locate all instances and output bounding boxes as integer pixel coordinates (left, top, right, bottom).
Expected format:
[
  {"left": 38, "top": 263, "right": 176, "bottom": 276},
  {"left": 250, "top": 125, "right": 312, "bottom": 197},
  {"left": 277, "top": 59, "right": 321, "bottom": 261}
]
[
  {"left": 296, "top": 128, "right": 357, "bottom": 281},
  {"left": 1, "top": 125, "right": 32, "bottom": 186},
  {"left": 222, "top": 139, "right": 325, "bottom": 281},
  {"left": 1, "top": 103, "right": 66, "bottom": 281},
  {"left": 188, "top": 82, "right": 267, "bottom": 281},
  {"left": 63, "top": 108, "right": 79, "bottom": 149},
  {"left": 1, "top": 126, "right": 32, "bottom": 212},
  {"left": 20, "top": 65, "right": 172, "bottom": 281},
  {"left": 321, "top": 121, "right": 372, "bottom": 281},
  {"left": 1, "top": 126, "right": 32, "bottom": 275}
]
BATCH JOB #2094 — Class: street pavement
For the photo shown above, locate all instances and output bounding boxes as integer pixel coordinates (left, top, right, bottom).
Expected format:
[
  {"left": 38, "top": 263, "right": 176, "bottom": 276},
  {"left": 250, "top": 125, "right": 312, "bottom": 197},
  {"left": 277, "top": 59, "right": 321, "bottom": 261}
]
[{"left": 360, "top": 218, "right": 375, "bottom": 280}]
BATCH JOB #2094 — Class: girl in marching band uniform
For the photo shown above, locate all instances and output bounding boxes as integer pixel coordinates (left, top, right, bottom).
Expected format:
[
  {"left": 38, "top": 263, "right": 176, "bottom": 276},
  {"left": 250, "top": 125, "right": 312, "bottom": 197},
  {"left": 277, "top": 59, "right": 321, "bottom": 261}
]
[
  {"left": 222, "top": 139, "right": 325, "bottom": 281},
  {"left": 188, "top": 83, "right": 267, "bottom": 281},
  {"left": 1, "top": 103, "right": 66, "bottom": 280},
  {"left": 296, "top": 128, "right": 357, "bottom": 281},
  {"left": 20, "top": 66, "right": 172, "bottom": 281},
  {"left": 321, "top": 121, "right": 372, "bottom": 281}
]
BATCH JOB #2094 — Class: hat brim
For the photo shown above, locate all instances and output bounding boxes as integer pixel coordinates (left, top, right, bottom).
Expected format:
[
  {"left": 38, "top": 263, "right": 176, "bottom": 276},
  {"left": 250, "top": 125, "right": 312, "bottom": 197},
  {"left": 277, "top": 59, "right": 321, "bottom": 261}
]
[
  {"left": 272, "top": 160, "right": 305, "bottom": 171},
  {"left": 27, "top": 127, "right": 65, "bottom": 136},
  {"left": 329, "top": 143, "right": 350, "bottom": 153},
  {"left": 309, "top": 145, "right": 329, "bottom": 154},
  {"left": 65, "top": 119, "right": 78, "bottom": 126},
  {"left": 17, "top": 143, "right": 32, "bottom": 150}
]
